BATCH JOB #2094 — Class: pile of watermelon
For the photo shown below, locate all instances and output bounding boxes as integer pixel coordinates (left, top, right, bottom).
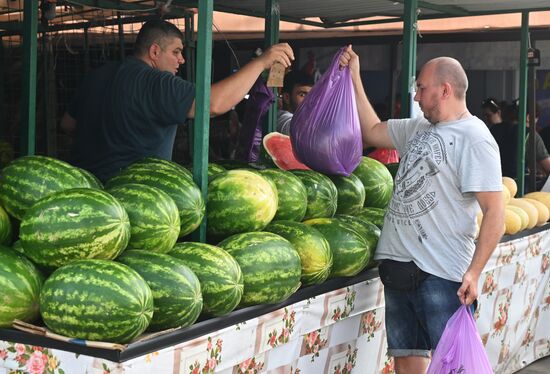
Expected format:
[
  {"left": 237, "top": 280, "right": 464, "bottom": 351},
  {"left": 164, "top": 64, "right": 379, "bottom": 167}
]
[{"left": 0, "top": 137, "right": 393, "bottom": 343}]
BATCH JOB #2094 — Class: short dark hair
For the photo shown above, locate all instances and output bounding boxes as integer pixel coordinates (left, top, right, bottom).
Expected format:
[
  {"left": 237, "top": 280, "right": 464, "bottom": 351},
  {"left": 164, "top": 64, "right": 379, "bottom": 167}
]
[
  {"left": 283, "top": 70, "right": 314, "bottom": 94},
  {"left": 134, "top": 20, "right": 184, "bottom": 57}
]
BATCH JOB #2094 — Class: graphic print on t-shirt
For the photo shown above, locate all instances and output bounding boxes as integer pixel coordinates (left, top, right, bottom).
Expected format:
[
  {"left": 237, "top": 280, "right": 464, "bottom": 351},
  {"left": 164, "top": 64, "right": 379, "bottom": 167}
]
[{"left": 388, "top": 129, "right": 447, "bottom": 241}]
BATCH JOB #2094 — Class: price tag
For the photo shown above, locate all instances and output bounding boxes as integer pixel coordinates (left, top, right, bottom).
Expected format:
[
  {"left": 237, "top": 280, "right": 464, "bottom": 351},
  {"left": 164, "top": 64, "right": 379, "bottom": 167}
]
[{"left": 267, "top": 62, "right": 285, "bottom": 87}]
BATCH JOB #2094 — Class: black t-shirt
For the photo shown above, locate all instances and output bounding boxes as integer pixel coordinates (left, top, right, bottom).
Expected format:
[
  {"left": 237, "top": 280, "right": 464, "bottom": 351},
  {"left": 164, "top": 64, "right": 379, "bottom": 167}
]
[{"left": 69, "top": 57, "right": 195, "bottom": 182}]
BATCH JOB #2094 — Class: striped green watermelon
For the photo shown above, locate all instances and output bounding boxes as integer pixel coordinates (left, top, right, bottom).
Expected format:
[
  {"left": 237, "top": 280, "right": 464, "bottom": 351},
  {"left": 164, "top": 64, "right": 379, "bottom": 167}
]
[
  {"left": 0, "top": 204, "right": 12, "bottom": 245},
  {"left": 259, "top": 169, "right": 307, "bottom": 222},
  {"left": 106, "top": 158, "right": 204, "bottom": 237},
  {"left": 170, "top": 242, "right": 243, "bottom": 316},
  {"left": 78, "top": 168, "right": 104, "bottom": 189},
  {"left": 19, "top": 188, "right": 130, "bottom": 268},
  {"left": 40, "top": 259, "right": 153, "bottom": 343},
  {"left": 265, "top": 221, "right": 332, "bottom": 286},
  {"left": 334, "top": 214, "right": 379, "bottom": 266},
  {"left": 356, "top": 207, "right": 386, "bottom": 229},
  {"left": 0, "top": 156, "right": 93, "bottom": 220},
  {"left": 207, "top": 170, "right": 277, "bottom": 238},
  {"left": 304, "top": 218, "right": 369, "bottom": 277},
  {"left": 330, "top": 174, "right": 366, "bottom": 215},
  {"left": 218, "top": 232, "right": 301, "bottom": 306},
  {"left": 117, "top": 250, "right": 202, "bottom": 331},
  {"left": 187, "top": 163, "right": 227, "bottom": 182},
  {"left": 108, "top": 184, "right": 180, "bottom": 253},
  {"left": 353, "top": 156, "right": 393, "bottom": 209},
  {"left": 291, "top": 170, "right": 338, "bottom": 220},
  {"left": 0, "top": 247, "right": 43, "bottom": 327}
]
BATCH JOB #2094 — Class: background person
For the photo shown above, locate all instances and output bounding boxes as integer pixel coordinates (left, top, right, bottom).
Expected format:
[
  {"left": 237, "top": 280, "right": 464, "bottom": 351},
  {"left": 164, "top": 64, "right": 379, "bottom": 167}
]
[
  {"left": 61, "top": 19, "right": 294, "bottom": 182},
  {"left": 277, "top": 70, "right": 314, "bottom": 135},
  {"left": 340, "top": 46, "right": 504, "bottom": 374}
]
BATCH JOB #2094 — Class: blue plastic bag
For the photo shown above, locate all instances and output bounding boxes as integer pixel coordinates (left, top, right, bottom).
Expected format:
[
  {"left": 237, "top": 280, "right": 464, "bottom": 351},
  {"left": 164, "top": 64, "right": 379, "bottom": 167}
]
[
  {"left": 427, "top": 305, "right": 493, "bottom": 374},
  {"left": 289, "top": 48, "right": 362, "bottom": 176}
]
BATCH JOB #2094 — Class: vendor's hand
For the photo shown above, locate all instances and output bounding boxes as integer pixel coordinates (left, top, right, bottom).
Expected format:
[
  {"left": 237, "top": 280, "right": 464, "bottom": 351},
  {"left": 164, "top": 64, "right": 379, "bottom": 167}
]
[
  {"left": 258, "top": 43, "right": 294, "bottom": 69},
  {"left": 339, "top": 45, "right": 360, "bottom": 75},
  {"left": 457, "top": 269, "right": 479, "bottom": 305}
]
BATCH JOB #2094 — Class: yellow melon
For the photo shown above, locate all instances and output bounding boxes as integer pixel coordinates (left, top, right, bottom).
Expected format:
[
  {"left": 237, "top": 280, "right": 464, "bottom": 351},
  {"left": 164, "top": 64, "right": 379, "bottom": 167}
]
[
  {"left": 501, "top": 184, "right": 511, "bottom": 205},
  {"left": 524, "top": 198, "right": 550, "bottom": 226},
  {"left": 506, "top": 205, "right": 529, "bottom": 231},
  {"left": 507, "top": 198, "right": 538, "bottom": 229},
  {"left": 524, "top": 192, "right": 550, "bottom": 212},
  {"left": 502, "top": 177, "right": 518, "bottom": 198},
  {"left": 504, "top": 208, "right": 522, "bottom": 235}
]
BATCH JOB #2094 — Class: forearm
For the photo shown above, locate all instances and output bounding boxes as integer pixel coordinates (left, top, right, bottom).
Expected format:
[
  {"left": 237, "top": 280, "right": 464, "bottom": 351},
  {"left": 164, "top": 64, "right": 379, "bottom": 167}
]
[
  {"left": 351, "top": 70, "right": 380, "bottom": 145},
  {"left": 469, "top": 206, "right": 504, "bottom": 275},
  {"left": 209, "top": 59, "right": 266, "bottom": 116}
]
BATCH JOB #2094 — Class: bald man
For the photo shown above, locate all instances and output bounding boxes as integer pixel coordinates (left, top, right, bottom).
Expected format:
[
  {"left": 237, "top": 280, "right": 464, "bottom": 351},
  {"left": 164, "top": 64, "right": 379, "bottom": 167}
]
[{"left": 340, "top": 47, "right": 504, "bottom": 373}]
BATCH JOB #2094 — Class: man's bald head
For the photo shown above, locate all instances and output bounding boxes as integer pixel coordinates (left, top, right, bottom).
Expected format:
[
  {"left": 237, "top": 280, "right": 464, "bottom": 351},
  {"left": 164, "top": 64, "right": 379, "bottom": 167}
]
[{"left": 425, "top": 57, "right": 468, "bottom": 100}]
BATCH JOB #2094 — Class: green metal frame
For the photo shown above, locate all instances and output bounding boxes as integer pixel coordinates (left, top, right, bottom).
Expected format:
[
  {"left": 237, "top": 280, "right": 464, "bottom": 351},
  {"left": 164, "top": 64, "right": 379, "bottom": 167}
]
[
  {"left": 20, "top": 0, "right": 38, "bottom": 156},
  {"left": 264, "top": 0, "right": 280, "bottom": 134},
  {"left": 191, "top": 0, "right": 213, "bottom": 242},
  {"left": 516, "top": 12, "right": 529, "bottom": 196},
  {"left": 400, "top": 0, "right": 418, "bottom": 117}
]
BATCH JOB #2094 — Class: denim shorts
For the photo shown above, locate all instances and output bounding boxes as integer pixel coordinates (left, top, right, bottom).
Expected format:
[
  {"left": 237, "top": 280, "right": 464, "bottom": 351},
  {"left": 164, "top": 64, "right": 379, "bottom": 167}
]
[{"left": 384, "top": 273, "right": 475, "bottom": 358}]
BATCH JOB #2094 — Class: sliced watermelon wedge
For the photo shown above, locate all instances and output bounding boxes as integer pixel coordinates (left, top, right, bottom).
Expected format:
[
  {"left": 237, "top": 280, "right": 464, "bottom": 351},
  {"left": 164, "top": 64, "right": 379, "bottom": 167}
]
[{"left": 263, "top": 132, "right": 310, "bottom": 171}]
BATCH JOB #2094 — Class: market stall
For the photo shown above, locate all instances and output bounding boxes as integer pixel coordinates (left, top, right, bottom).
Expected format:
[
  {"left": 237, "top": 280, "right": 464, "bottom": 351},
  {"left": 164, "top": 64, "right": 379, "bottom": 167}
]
[{"left": 1, "top": 225, "right": 549, "bottom": 374}]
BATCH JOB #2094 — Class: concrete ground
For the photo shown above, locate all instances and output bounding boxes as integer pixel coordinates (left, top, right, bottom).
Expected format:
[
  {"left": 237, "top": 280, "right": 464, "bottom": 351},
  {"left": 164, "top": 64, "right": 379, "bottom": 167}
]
[{"left": 514, "top": 355, "right": 550, "bottom": 373}]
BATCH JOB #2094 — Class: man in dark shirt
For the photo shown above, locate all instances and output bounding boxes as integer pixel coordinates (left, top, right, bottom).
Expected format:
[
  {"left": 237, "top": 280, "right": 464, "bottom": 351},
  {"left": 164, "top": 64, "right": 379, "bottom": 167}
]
[{"left": 61, "top": 20, "right": 294, "bottom": 182}]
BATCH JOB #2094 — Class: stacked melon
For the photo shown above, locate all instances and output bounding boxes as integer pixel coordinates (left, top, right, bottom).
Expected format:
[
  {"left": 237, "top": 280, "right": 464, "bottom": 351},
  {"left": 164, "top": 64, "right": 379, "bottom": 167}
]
[{"left": 491, "top": 177, "right": 550, "bottom": 235}]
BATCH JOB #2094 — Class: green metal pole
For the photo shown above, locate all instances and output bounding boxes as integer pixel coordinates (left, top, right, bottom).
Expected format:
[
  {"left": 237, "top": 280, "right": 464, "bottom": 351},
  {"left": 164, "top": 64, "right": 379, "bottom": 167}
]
[
  {"left": 0, "top": 37, "right": 6, "bottom": 137},
  {"left": 192, "top": 0, "right": 213, "bottom": 242},
  {"left": 400, "top": 0, "right": 418, "bottom": 118},
  {"left": 20, "top": 0, "right": 38, "bottom": 156},
  {"left": 117, "top": 12, "right": 125, "bottom": 61},
  {"left": 185, "top": 12, "right": 196, "bottom": 159},
  {"left": 516, "top": 12, "right": 529, "bottom": 196},
  {"left": 264, "top": 0, "right": 280, "bottom": 134}
]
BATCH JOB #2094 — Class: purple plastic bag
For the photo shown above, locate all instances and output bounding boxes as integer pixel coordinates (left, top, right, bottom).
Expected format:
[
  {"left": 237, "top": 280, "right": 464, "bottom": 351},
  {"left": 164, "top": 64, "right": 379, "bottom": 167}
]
[
  {"left": 236, "top": 77, "right": 275, "bottom": 163},
  {"left": 289, "top": 48, "right": 362, "bottom": 176},
  {"left": 427, "top": 305, "right": 493, "bottom": 374}
]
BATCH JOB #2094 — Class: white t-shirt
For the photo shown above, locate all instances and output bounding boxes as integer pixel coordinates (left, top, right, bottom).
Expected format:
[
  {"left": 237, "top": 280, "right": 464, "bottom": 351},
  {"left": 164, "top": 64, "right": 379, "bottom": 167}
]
[{"left": 374, "top": 115, "right": 502, "bottom": 282}]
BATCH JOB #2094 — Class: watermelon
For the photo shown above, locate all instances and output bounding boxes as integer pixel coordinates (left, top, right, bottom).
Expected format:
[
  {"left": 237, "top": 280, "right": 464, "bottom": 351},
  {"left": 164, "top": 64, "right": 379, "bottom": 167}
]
[
  {"left": 259, "top": 169, "right": 307, "bottom": 221},
  {"left": 0, "top": 156, "right": 93, "bottom": 220},
  {"left": 187, "top": 163, "right": 227, "bottom": 182},
  {"left": 106, "top": 158, "right": 204, "bottom": 237},
  {"left": 108, "top": 184, "right": 180, "bottom": 253},
  {"left": 0, "top": 204, "right": 12, "bottom": 245},
  {"left": 386, "top": 162, "right": 400, "bottom": 179},
  {"left": 117, "top": 250, "right": 203, "bottom": 331},
  {"left": 0, "top": 247, "right": 43, "bottom": 327},
  {"left": 353, "top": 156, "right": 393, "bottom": 209},
  {"left": 78, "top": 168, "right": 103, "bottom": 189},
  {"left": 207, "top": 170, "right": 277, "bottom": 239},
  {"left": 263, "top": 132, "right": 310, "bottom": 170},
  {"left": 330, "top": 174, "right": 366, "bottom": 215},
  {"left": 356, "top": 207, "right": 386, "bottom": 229},
  {"left": 170, "top": 242, "right": 243, "bottom": 316},
  {"left": 334, "top": 214, "right": 379, "bottom": 266},
  {"left": 304, "top": 218, "right": 369, "bottom": 277},
  {"left": 40, "top": 259, "right": 153, "bottom": 343},
  {"left": 291, "top": 170, "right": 338, "bottom": 220},
  {"left": 218, "top": 232, "right": 301, "bottom": 306},
  {"left": 19, "top": 188, "right": 130, "bottom": 269},
  {"left": 265, "top": 221, "right": 332, "bottom": 286}
]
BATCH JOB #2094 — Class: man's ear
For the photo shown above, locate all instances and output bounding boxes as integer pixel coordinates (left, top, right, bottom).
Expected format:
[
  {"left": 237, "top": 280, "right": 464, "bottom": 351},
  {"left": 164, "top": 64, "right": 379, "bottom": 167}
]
[
  {"left": 149, "top": 43, "right": 161, "bottom": 61},
  {"left": 442, "top": 82, "right": 452, "bottom": 99}
]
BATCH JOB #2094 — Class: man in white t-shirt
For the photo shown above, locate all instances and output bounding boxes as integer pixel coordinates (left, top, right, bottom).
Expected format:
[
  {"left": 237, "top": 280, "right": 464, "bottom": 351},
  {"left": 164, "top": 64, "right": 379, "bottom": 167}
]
[
  {"left": 340, "top": 46, "right": 504, "bottom": 373},
  {"left": 277, "top": 70, "right": 314, "bottom": 135}
]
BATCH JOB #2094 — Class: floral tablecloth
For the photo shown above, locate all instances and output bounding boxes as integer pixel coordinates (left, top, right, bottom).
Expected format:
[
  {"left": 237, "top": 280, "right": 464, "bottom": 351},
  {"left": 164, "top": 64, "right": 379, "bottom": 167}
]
[{"left": 1, "top": 228, "right": 549, "bottom": 374}]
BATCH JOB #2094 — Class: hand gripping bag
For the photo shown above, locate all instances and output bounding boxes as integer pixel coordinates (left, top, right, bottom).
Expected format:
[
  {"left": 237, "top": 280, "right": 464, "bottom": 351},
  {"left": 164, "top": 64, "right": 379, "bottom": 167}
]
[
  {"left": 427, "top": 305, "right": 493, "bottom": 374},
  {"left": 289, "top": 48, "right": 362, "bottom": 176}
]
